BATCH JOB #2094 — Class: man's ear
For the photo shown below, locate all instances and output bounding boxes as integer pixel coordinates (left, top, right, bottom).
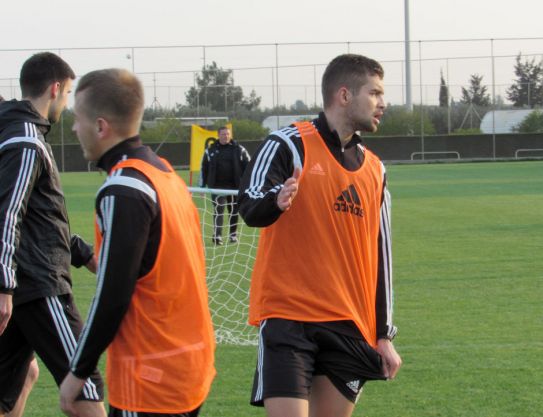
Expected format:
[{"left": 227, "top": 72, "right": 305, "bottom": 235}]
[
  {"left": 50, "top": 82, "right": 61, "bottom": 99},
  {"left": 96, "top": 118, "right": 109, "bottom": 138},
  {"left": 337, "top": 86, "right": 350, "bottom": 106}
]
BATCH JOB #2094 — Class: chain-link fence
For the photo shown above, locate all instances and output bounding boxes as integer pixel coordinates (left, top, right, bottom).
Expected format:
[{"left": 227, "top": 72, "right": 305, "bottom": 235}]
[{"left": 2, "top": 37, "right": 542, "bottom": 168}]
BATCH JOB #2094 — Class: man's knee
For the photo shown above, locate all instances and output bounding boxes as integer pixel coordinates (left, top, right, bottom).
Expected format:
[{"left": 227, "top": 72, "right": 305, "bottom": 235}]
[
  {"left": 73, "top": 400, "right": 106, "bottom": 417},
  {"left": 25, "top": 359, "right": 39, "bottom": 386}
]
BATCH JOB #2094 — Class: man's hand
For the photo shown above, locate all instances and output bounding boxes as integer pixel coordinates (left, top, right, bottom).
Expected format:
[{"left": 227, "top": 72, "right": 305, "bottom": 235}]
[
  {"left": 376, "top": 338, "right": 402, "bottom": 380},
  {"left": 276, "top": 168, "right": 301, "bottom": 211},
  {"left": 59, "top": 372, "right": 85, "bottom": 417},
  {"left": 85, "top": 255, "right": 98, "bottom": 274},
  {"left": 0, "top": 293, "right": 13, "bottom": 335}
]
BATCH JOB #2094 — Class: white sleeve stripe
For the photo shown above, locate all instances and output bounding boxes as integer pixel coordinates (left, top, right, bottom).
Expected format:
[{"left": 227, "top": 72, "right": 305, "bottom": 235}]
[
  {"left": 71, "top": 195, "right": 115, "bottom": 370},
  {"left": 97, "top": 176, "right": 156, "bottom": 203},
  {"left": 46, "top": 296, "right": 100, "bottom": 400},
  {"left": 245, "top": 140, "right": 280, "bottom": 199},
  {"left": 379, "top": 187, "right": 394, "bottom": 333},
  {"left": 0, "top": 148, "right": 37, "bottom": 288},
  {"left": 252, "top": 141, "right": 280, "bottom": 197},
  {"left": 273, "top": 129, "right": 302, "bottom": 171},
  {"left": 0, "top": 132, "right": 52, "bottom": 170}
]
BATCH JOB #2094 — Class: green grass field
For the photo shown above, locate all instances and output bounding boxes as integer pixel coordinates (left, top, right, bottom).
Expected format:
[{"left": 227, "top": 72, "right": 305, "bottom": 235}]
[{"left": 23, "top": 161, "right": 543, "bottom": 417}]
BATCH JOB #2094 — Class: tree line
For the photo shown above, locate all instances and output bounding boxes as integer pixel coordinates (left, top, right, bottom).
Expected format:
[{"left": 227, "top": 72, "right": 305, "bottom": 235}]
[{"left": 45, "top": 53, "right": 543, "bottom": 144}]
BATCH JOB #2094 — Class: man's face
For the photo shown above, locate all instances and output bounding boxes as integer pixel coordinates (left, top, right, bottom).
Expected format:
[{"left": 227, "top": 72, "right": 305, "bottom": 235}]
[
  {"left": 72, "top": 91, "right": 100, "bottom": 162},
  {"left": 218, "top": 128, "right": 232, "bottom": 145},
  {"left": 346, "top": 74, "right": 386, "bottom": 133},
  {"left": 48, "top": 79, "right": 72, "bottom": 124}
]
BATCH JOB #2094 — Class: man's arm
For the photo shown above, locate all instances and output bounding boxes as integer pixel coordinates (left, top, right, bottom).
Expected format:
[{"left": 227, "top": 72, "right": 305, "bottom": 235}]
[
  {"left": 375, "top": 174, "right": 397, "bottom": 341},
  {"left": 239, "top": 144, "right": 251, "bottom": 174},
  {"left": 375, "top": 171, "right": 402, "bottom": 378},
  {"left": 199, "top": 149, "right": 210, "bottom": 187},
  {"left": 67, "top": 180, "right": 157, "bottom": 379},
  {"left": 0, "top": 144, "right": 42, "bottom": 333},
  {"left": 70, "top": 234, "right": 94, "bottom": 269},
  {"left": 238, "top": 134, "right": 303, "bottom": 227}
]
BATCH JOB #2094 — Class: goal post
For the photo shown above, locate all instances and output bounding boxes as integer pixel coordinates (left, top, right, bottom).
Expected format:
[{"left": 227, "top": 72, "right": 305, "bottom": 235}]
[{"left": 188, "top": 186, "right": 259, "bottom": 345}]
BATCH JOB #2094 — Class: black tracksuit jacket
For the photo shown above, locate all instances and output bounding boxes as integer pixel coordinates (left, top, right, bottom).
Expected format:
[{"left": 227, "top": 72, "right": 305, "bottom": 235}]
[{"left": 0, "top": 100, "right": 92, "bottom": 305}]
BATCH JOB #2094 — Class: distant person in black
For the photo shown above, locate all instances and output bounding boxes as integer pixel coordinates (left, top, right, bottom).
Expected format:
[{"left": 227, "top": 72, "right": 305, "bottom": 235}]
[{"left": 200, "top": 126, "right": 250, "bottom": 245}]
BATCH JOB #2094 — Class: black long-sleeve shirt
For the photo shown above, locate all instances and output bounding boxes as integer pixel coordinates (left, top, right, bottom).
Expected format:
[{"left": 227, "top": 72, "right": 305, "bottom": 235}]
[
  {"left": 238, "top": 112, "right": 397, "bottom": 341},
  {"left": 199, "top": 140, "right": 250, "bottom": 189},
  {"left": 0, "top": 99, "right": 93, "bottom": 303},
  {"left": 70, "top": 136, "right": 166, "bottom": 378}
]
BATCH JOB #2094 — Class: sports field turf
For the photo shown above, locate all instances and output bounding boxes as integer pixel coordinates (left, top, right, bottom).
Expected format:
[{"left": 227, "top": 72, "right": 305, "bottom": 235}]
[{"left": 23, "top": 160, "right": 542, "bottom": 417}]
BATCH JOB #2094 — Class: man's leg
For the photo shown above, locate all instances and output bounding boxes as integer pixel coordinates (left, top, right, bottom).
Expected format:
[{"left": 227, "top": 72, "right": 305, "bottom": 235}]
[
  {"left": 251, "top": 319, "right": 317, "bottom": 417},
  {"left": 5, "top": 358, "right": 39, "bottom": 417},
  {"left": 212, "top": 195, "right": 225, "bottom": 244},
  {"left": 17, "top": 295, "right": 106, "bottom": 417},
  {"left": 228, "top": 196, "right": 239, "bottom": 242},
  {"left": 264, "top": 398, "right": 308, "bottom": 417},
  {"left": 308, "top": 375, "right": 355, "bottom": 417},
  {"left": 0, "top": 313, "right": 34, "bottom": 417}
]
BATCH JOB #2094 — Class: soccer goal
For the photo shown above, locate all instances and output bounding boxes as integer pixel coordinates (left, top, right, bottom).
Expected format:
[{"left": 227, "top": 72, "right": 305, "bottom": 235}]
[{"left": 188, "top": 186, "right": 259, "bottom": 345}]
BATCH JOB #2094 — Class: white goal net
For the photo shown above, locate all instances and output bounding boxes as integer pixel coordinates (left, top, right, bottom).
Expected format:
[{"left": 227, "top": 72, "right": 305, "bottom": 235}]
[{"left": 188, "top": 186, "right": 259, "bottom": 345}]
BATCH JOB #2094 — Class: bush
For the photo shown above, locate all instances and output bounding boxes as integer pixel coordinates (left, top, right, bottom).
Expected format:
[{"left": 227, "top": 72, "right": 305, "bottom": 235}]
[
  {"left": 371, "top": 105, "right": 436, "bottom": 136},
  {"left": 452, "top": 127, "right": 483, "bottom": 135},
  {"left": 513, "top": 109, "right": 543, "bottom": 133},
  {"left": 140, "top": 118, "right": 190, "bottom": 143},
  {"left": 228, "top": 119, "right": 269, "bottom": 141}
]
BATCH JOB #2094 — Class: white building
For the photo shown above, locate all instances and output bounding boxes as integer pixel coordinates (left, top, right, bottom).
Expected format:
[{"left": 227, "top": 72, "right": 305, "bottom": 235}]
[
  {"left": 262, "top": 114, "right": 318, "bottom": 132},
  {"left": 480, "top": 109, "right": 535, "bottom": 133}
]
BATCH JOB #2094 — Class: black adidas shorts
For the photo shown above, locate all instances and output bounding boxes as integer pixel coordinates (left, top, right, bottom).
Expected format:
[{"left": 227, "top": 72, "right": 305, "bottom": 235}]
[
  {"left": 0, "top": 294, "right": 104, "bottom": 413},
  {"left": 250, "top": 318, "right": 385, "bottom": 406},
  {"left": 109, "top": 405, "right": 201, "bottom": 417}
]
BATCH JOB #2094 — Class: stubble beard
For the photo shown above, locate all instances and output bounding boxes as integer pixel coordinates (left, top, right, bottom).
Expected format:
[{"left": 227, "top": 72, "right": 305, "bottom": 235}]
[{"left": 353, "top": 118, "right": 377, "bottom": 133}]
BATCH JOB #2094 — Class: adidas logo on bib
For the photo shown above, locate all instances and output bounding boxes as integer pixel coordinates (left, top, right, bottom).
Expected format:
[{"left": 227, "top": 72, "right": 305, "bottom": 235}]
[
  {"left": 333, "top": 184, "right": 364, "bottom": 217},
  {"left": 309, "top": 162, "right": 326, "bottom": 175}
]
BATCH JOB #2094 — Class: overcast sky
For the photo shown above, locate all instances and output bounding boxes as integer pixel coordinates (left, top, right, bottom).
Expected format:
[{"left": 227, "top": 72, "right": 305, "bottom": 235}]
[{"left": 1, "top": 0, "right": 542, "bottom": 107}]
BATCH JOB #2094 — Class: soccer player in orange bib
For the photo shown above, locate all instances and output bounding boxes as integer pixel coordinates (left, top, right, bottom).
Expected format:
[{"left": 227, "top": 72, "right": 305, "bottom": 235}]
[
  {"left": 239, "top": 54, "right": 402, "bottom": 417},
  {"left": 59, "top": 69, "right": 215, "bottom": 417}
]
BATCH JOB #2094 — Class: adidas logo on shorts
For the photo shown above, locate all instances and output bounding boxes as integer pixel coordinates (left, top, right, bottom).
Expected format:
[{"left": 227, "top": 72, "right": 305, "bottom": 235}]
[
  {"left": 346, "top": 379, "right": 361, "bottom": 393},
  {"left": 333, "top": 184, "right": 364, "bottom": 217}
]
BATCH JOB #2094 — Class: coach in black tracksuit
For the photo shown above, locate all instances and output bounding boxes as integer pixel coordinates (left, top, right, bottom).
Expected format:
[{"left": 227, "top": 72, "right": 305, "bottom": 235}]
[
  {"left": 200, "top": 126, "right": 250, "bottom": 245},
  {"left": 0, "top": 53, "right": 104, "bottom": 417}
]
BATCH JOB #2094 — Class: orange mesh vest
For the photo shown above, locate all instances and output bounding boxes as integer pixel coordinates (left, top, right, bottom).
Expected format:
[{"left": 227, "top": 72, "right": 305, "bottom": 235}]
[
  {"left": 95, "top": 158, "right": 215, "bottom": 413},
  {"left": 249, "top": 121, "right": 385, "bottom": 347}
]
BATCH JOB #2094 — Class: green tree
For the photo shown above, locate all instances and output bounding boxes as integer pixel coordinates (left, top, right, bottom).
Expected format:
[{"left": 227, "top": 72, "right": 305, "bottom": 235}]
[
  {"left": 140, "top": 118, "right": 190, "bottom": 143},
  {"left": 439, "top": 70, "right": 449, "bottom": 108},
  {"left": 47, "top": 110, "right": 78, "bottom": 144},
  {"left": 513, "top": 110, "right": 543, "bottom": 133},
  {"left": 461, "top": 74, "right": 491, "bottom": 106},
  {"left": 506, "top": 53, "right": 543, "bottom": 108},
  {"left": 185, "top": 62, "right": 261, "bottom": 112},
  {"left": 371, "top": 106, "right": 435, "bottom": 136},
  {"left": 228, "top": 119, "right": 269, "bottom": 140},
  {"left": 290, "top": 99, "right": 309, "bottom": 112}
]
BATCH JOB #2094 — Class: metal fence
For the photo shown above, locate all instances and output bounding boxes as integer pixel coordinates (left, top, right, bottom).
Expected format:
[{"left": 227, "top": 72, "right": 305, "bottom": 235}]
[
  {"left": 1, "top": 37, "right": 542, "bottom": 168},
  {"left": 1, "top": 37, "right": 542, "bottom": 109}
]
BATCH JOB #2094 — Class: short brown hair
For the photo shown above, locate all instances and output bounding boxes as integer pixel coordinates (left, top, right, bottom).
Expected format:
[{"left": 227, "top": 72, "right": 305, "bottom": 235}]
[
  {"left": 20, "top": 52, "right": 75, "bottom": 98},
  {"left": 321, "top": 54, "right": 384, "bottom": 108},
  {"left": 75, "top": 69, "right": 144, "bottom": 136}
]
